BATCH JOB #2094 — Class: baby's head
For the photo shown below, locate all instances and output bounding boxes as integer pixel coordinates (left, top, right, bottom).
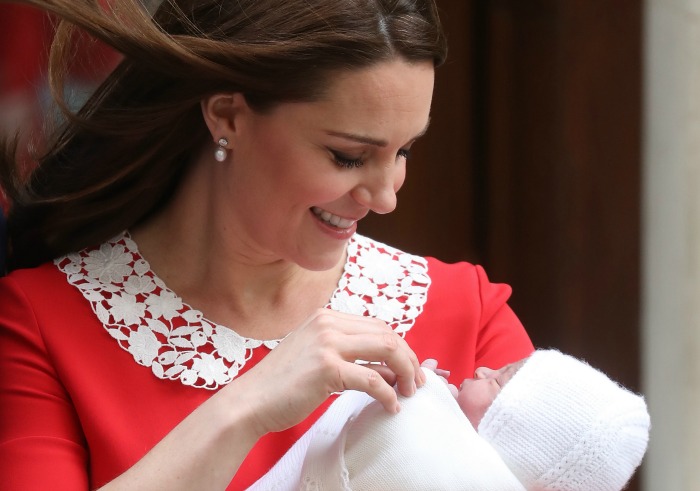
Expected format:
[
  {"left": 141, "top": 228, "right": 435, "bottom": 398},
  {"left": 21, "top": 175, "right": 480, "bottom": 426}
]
[
  {"left": 462, "top": 350, "right": 650, "bottom": 491},
  {"left": 453, "top": 357, "right": 527, "bottom": 428}
]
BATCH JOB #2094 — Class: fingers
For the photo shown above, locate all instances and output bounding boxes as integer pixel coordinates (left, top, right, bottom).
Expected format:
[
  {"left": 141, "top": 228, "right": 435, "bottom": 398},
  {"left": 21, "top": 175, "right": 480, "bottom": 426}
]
[
  {"left": 339, "top": 329, "right": 423, "bottom": 397},
  {"left": 239, "top": 310, "right": 427, "bottom": 434},
  {"left": 311, "top": 311, "right": 423, "bottom": 395},
  {"left": 366, "top": 363, "right": 398, "bottom": 387},
  {"left": 434, "top": 367, "right": 450, "bottom": 379},
  {"left": 341, "top": 362, "right": 401, "bottom": 414},
  {"left": 384, "top": 333, "right": 424, "bottom": 396},
  {"left": 420, "top": 357, "right": 458, "bottom": 397},
  {"left": 420, "top": 358, "right": 450, "bottom": 380},
  {"left": 302, "top": 309, "right": 425, "bottom": 406}
]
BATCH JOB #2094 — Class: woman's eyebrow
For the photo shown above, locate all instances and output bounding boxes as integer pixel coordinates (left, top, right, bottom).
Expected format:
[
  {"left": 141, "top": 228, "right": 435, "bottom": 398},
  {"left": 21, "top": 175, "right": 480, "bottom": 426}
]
[
  {"left": 325, "top": 131, "right": 388, "bottom": 147},
  {"left": 324, "top": 117, "right": 432, "bottom": 148}
]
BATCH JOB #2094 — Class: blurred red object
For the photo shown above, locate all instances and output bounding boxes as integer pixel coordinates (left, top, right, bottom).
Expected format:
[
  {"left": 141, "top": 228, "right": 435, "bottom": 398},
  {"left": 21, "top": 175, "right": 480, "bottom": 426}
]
[
  {"left": 0, "top": 3, "right": 120, "bottom": 95},
  {"left": 0, "top": 4, "right": 53, "bottom": 96},
  {"left": 0, "top": 3, "right": 120, "bottom": 207}
]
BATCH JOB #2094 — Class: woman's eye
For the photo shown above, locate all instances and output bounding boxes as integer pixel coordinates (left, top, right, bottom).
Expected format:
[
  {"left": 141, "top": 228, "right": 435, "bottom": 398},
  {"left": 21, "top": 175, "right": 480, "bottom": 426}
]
[
  {"left": 331, "top": 150, "right": 364, "bottom": 169},
  {"left": 330, "top": 148, "right": 410, "bottom": 169}
]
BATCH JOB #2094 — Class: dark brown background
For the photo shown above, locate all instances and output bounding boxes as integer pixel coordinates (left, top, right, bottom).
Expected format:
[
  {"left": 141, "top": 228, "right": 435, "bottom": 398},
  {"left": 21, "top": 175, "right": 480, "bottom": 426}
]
[
  {"left": 0, "top": 0, "right": 644, "bottom": 487},
  {"left": 359, "top": 2, "right": 642, "bottom": 486}
]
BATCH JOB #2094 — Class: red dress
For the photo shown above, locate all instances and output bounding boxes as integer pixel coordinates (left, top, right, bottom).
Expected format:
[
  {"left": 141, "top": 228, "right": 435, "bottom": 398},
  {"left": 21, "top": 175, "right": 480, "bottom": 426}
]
[{"left": 0, "top": 233, "right": 533, "bottom": 490}]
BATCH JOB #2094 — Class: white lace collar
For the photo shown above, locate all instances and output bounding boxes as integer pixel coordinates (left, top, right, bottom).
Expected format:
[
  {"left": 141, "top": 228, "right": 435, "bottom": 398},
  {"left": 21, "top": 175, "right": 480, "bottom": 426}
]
[{"left": 55, "top": 232, "right": 431, "bottom": 390}]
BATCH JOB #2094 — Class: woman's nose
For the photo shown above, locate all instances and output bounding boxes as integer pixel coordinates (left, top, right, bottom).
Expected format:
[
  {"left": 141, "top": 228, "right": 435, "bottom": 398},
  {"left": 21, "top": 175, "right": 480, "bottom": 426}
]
[
  {"left": 367, "top": 185, "right": 398, "bottom": 215},
  {"left": 474, "top": 366, "right": 498, "bottom": 379},
  {"left": 351, "top": 162, "right": 405, "bottom": 215}
]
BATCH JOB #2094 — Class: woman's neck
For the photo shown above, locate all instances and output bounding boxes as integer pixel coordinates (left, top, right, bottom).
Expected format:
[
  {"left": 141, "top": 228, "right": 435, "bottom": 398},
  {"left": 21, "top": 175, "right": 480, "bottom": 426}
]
[{"left": 129, "top": 158, "right": 346, "bottom": 339}]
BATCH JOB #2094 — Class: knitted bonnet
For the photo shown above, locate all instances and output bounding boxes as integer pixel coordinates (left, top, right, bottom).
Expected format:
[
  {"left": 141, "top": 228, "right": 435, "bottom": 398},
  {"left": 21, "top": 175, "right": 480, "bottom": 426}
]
[{"left": 478, "top": 350, "right": 650, "bottom": 491}]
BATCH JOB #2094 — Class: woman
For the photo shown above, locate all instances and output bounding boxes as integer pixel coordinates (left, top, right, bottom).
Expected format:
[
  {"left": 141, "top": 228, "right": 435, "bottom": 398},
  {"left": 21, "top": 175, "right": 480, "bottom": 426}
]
[{"left": 0, "top": 0, "right": 534, "bottom": 489}]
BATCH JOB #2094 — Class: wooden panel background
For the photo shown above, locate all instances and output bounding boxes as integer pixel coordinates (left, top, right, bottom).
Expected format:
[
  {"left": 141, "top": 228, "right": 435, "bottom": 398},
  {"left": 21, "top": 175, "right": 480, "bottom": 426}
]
[{"left": 360, "top": 3, "right": 642, "bottom": 487}]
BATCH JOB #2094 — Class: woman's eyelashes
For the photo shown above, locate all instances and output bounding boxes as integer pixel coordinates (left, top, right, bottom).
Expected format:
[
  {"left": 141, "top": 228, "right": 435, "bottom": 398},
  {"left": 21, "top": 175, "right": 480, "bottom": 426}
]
[
  {"left": 330, "top": 148, "right": 412, "bottom": 169},
  {"left": 331, "top": 150, "right": 364, "bottom": 169}
]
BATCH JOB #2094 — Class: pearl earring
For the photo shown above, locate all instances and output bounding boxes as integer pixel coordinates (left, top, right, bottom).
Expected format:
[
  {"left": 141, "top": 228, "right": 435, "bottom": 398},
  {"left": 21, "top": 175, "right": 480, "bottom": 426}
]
[{"left": 214, "top": 137, "right": 228, "bottom": 162}]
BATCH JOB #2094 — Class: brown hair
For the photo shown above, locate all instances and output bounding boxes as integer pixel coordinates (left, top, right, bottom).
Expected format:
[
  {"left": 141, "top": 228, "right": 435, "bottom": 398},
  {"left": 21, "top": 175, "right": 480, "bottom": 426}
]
[{"left": 0, "top": 0, "right": 447, "bottom": 271}]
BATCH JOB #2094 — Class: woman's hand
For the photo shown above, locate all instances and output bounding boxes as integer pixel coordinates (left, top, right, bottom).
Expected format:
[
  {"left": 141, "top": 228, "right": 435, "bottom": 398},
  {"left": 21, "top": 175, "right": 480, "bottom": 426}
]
[{"left": 231, "top": 309, "right": 426, "bottom": 437}]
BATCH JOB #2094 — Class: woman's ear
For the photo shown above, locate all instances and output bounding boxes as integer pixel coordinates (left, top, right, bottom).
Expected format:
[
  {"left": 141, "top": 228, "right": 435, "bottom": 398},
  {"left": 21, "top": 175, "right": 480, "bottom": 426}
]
[{"left": 200, "top": 93, "right": 250, "bottom": 143}]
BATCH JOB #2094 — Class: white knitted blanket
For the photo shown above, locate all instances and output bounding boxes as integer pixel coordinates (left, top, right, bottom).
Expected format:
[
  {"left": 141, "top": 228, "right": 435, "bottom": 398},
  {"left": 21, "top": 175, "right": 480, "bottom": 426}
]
[{"left": 247, "top": 369, "right": 525, "bottom": 491}]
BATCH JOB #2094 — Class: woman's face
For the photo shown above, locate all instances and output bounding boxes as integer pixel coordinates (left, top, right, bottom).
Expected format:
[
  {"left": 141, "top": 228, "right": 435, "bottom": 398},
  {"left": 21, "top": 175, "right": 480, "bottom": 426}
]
[
  {"left": 456, "top": 359, "right": 527, "bottom": 429},
  {"left": 218, "top": 59, "right": 435, "bottom": 270}
]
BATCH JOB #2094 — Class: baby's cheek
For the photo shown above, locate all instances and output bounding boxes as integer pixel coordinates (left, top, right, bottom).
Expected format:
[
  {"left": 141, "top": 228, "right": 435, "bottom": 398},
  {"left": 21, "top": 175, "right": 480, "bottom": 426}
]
[
  {"left": 457, "top": 394, "right": 487, "bottom": 428},
  {"left": 457, "top": 380, "right": 501, "bottom": 429},
  {"left": 464, "top": 402, "right": 489, "bottom": 429}
]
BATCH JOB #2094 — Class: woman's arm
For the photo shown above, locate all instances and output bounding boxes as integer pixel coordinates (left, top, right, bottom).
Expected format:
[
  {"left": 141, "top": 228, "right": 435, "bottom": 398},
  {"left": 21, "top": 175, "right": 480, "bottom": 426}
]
[
  {"left": 97, "top": 383, "right": 259, "bottom": 490},
  {"left": 0, "top": 277, "right": 424, "bottom": 491},
  {"left": 100, "top": 309, "right": 425, "bottom": 490}
]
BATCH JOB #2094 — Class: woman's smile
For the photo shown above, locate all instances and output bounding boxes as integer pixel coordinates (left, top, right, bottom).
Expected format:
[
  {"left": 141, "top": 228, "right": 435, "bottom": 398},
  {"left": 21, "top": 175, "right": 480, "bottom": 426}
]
[{"left": 311, "top": 206, "right": 358, "bottom": 229}]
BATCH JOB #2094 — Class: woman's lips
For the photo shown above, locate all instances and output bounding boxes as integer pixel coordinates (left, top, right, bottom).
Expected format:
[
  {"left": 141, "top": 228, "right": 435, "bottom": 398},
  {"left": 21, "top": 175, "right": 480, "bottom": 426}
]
[{"left": 311, "top": 206, "right": 356, "bottom": 229}]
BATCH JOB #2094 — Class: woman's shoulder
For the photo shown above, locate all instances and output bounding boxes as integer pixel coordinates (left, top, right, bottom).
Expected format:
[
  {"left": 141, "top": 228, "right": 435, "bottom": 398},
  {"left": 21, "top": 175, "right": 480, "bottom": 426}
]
[
  {"left": 0, "top": 261, "right": 77, "bottom": 321},
  {"left": 1, "top": 261, "right": 66, "bottom": 291}
]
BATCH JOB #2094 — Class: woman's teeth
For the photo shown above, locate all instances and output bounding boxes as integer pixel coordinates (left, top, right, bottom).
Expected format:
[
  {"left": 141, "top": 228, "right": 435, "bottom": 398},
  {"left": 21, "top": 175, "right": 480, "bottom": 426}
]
[{"left": 312, "top": 207, "right": 355, "bottom": 229}]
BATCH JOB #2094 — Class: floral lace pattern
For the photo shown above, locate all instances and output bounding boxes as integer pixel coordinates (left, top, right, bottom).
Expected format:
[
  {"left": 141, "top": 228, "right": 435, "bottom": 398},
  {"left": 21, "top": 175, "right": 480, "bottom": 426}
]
[{"left": 56, "top": 232, "right": 431, "bottom": 390}]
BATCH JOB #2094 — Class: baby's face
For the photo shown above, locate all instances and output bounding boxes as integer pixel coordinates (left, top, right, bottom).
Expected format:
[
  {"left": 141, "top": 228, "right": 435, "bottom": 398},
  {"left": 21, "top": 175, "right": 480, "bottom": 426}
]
[{"left": 456, "top": 359, "right": 526, "bottom": 429}]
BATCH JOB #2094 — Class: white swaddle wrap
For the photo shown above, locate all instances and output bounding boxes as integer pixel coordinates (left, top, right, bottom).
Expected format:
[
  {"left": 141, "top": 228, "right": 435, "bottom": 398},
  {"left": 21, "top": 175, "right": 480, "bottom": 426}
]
[
  {"left": 248, "top": 369, "right": 524, "bottom": 491},
  {"left": 247, "top": 351, "right": 650, "bottom": 491}
]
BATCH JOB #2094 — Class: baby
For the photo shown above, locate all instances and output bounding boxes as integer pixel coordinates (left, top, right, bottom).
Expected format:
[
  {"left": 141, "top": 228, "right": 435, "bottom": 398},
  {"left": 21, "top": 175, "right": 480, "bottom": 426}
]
[
  {"left": 248, "top": 350, "right": 650, "bottom": 491},
  {"left": 422, "top": 356, "right": 528, "bottom": 429}
]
